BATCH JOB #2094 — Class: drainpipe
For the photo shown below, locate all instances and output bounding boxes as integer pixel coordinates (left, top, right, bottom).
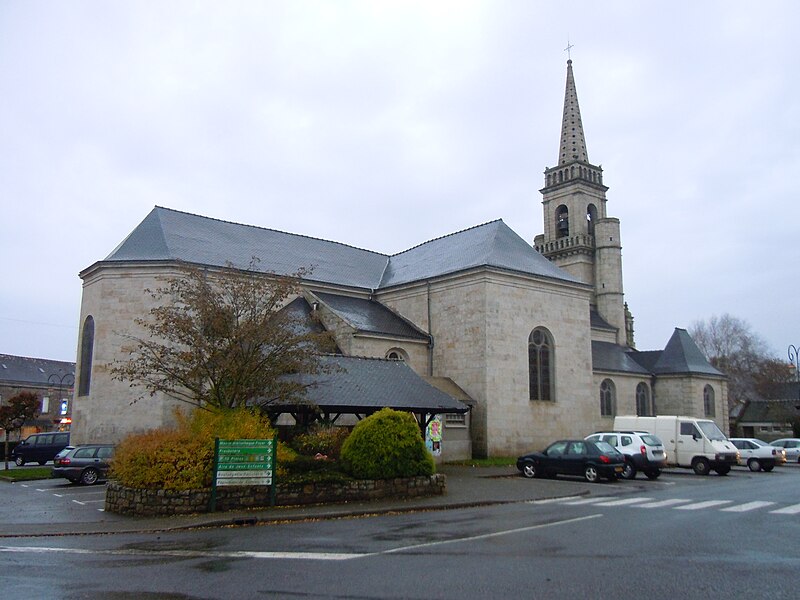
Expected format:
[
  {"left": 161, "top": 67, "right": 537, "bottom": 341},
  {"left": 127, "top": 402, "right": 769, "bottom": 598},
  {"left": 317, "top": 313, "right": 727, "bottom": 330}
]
[{"left": 427, "top": 281, "right": 434, "bottom": 376}]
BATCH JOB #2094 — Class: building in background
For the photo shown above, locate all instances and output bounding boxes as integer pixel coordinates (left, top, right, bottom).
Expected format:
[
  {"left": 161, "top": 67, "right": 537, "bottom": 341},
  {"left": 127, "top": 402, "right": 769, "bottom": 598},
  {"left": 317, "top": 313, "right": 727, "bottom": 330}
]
[{"left": 0, "top": 353, "right": 74, "bottom": 439}]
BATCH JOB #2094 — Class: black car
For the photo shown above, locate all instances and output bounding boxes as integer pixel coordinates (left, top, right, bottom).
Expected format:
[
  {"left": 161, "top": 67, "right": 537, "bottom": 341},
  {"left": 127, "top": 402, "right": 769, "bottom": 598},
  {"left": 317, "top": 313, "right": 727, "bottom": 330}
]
[
  {"left": 51, "top": 444, "right": 114, "bottom": 485},
  {"left": 516, "top": 439, "right": 625, "bottom": 483},
  {"left": 11, "top": 431, "right": 70, "bottom": 466}
]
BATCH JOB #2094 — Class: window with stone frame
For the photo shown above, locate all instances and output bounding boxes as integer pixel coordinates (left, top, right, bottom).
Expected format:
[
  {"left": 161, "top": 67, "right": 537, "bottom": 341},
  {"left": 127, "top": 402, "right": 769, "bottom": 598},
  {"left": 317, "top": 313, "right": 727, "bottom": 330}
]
[
  {"left": 636, "top": 382, "right": 652, "bottom": 416},
  {"left": 703, "top": 385, "right": 715, "bottom": 417},
  {"left": 600, "top": 379, "right": 616, "bottom": 416},
  {"left": 528, "top": 327, "right": 554, "bottom": 402}
]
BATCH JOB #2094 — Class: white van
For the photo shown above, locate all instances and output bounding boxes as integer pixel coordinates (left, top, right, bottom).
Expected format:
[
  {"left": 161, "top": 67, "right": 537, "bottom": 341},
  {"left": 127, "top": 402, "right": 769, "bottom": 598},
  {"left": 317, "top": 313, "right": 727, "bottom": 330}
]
[{"left": 613, "top": 416, "right": 739, "bottom": 475}]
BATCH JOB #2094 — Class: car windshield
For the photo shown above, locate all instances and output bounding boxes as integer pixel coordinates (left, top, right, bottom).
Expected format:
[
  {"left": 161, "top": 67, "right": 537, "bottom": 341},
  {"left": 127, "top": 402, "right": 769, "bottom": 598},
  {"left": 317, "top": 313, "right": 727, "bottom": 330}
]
[
  {"left": 641, "top": 435, "right": 662, "bottom": 446},
  {"left": 697, "top": 421, "right": 727, "bottom": 441}
]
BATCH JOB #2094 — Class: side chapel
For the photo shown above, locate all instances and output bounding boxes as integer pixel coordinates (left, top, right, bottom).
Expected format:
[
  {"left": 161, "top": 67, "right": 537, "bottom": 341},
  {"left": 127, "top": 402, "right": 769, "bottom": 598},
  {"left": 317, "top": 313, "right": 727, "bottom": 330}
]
[{"left": 71, "top": 60, "right": 727, "bottom": 459}]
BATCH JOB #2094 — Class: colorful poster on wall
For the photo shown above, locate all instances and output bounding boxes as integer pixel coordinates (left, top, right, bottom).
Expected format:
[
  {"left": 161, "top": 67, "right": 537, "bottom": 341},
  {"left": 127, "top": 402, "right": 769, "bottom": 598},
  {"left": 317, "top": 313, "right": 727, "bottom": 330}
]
[{"left": 426, "top": 415, "right": 442, "bottom": 457}]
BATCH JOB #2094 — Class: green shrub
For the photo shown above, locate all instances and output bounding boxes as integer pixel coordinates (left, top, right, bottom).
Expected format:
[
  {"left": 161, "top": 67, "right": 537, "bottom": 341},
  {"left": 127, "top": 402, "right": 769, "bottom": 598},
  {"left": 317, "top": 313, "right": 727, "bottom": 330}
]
[
  {"left": 290, "top": 424, "right": 350, "bottom": 458},
  {"left": 111, "top": 407, "right": 276, "bottom": 491},
  {"left": 339, "top": 408, "right": 435, "bottom": 479}
]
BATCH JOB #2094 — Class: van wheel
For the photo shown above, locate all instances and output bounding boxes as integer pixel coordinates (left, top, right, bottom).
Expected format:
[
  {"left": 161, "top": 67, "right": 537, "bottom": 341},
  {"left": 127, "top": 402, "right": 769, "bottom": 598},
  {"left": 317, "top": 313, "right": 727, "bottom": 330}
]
[
  {"left": 763, "top": 465, "right": 774, "bottom": 472},
  {"left": 80, "top": 468, "right": 99, "bottom": 485},
  {"left": 692, "top": 458, "right": 711, "bottom": 476},
  {"left": 645, "top": 469, "right": 661, "bottom": 480},
  {"left": 622, "top": 461, "right": 637, "bottom": 480},
  {"left": 714, "top": 465, "right": 730, "bottom": 475},
  {"left": 747, "top": 458, "right": 761, "bottom": 472},
  {"left": 14, "top": 457, "right": 24, "bottom": 467}
]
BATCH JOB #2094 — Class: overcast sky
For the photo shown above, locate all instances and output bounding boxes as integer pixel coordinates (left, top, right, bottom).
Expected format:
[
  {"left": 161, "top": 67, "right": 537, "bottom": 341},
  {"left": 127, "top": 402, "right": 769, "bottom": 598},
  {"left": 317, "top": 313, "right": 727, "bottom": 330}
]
[{"left": 2, "top": 1, "right": 799, "bottom": 364}]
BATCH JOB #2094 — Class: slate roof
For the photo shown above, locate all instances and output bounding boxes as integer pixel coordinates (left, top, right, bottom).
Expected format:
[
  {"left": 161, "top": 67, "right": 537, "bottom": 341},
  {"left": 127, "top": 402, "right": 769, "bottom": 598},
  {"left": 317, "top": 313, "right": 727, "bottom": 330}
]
[
  {"left": 284, "top": 355, "right": 470, "bottom": 414},
  {"left": 592, "top": 328, "right": 723, "bottom": 378},
  {"left": 737, "top": 398, "right": 800, "bottom": 424},
  {"left": 90, "top": 207, "right": 582, "bottom": 290},
  {"left": 590, "top": 309, "right": 615, "bottom": 331},
  {"left": 591, "top": 342, "right": 650, "bottom": 375},
  {"left": 313, "top": 292, "right": 429, "bottom": 341},
  {"left": 0, "top": 354, "right": 75, "bottom": 387}
]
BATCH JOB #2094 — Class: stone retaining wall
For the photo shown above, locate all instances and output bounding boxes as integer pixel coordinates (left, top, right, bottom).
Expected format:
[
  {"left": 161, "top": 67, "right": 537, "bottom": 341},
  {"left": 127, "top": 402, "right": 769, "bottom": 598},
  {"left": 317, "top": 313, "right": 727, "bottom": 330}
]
[{"left": 105, "top": 474, "right": 447, "bottom": 516}]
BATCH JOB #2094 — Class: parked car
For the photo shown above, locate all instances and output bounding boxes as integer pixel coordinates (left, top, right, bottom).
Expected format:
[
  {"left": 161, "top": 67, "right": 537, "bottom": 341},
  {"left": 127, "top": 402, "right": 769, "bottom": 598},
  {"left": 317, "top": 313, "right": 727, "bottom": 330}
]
[
  {"left": 769, "top": 438, "right": 800, "bottom": 463},
  {"left": 729, "top": 438, "right": 786, "bottom": 472},
  {"left": 517, "top": 439, "right": 625, "bottom": 483},
  {"left": 10, "top": 431, "right": 70, "bottom": 466},
  {"left": 584, "top": 431, "right": 667, "bottom": 480},
  {"left": 51, "top": 444, "right": 114, "bottom": 485}
]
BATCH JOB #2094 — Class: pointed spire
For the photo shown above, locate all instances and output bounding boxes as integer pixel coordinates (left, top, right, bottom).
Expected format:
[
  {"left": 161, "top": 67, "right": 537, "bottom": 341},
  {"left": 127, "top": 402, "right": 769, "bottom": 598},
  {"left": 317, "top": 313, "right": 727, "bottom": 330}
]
[{"left": 558, "top": 59, "right": 589, "bottom": 166}]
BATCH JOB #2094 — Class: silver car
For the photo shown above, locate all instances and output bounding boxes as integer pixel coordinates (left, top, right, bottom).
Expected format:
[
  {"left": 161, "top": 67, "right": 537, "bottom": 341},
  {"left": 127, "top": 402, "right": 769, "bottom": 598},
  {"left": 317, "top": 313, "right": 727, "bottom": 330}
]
[{"left": 770, "top": 438, "right": 800, "bottom": 463}]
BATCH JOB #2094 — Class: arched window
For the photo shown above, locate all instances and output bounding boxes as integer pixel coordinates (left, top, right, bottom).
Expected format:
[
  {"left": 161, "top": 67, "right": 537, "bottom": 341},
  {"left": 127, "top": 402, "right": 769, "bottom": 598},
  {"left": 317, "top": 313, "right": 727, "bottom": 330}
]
[
  {"left": 586, "top": 204, "right": 598, "bottom": 236},
  {"left": 600, "top": 379, "right": 616, "bottom": 416},
  {"left": 78, "top": 316, "right": 95, "bottom": 396},
  {"left": 636, "top": 382, "right": 651, "bottom": 416},
  {"left": 704, "top": 385, "right": 715, "bottom": 417},
  {"left": 386, "top": 348, "right": 407, "bottom": 361},
  {"left": 556, "top": 205, "right": 569, "bottom": 238},
  {"left": 529, "top": 328, "right": 554, "bottom": 402}
]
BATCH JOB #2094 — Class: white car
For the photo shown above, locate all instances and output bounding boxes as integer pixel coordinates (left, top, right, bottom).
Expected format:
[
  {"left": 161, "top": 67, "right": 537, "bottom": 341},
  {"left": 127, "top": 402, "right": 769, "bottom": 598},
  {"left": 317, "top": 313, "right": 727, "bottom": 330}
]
[
  {"left": 585, "top": 431, "right": 667, "bottom": 480},
  {"left": 729, "top": 438, "right": 786, "bottom": 472},
  {"left": 770, "top": 438, "right": 800, "bottom": 463}
]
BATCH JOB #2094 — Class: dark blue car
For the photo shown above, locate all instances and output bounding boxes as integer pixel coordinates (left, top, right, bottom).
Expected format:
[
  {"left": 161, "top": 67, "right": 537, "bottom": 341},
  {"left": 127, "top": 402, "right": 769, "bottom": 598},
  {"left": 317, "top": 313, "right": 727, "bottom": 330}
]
[{"left": 517, "top": 439, "right": 625, "bottom": 483}]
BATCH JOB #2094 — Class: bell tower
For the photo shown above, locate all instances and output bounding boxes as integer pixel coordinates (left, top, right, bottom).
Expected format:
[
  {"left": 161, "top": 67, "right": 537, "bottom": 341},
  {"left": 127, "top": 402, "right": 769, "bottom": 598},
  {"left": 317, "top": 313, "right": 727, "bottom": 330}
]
[{"left": 534, "top": 59, "right": 631, "bottom": 346}]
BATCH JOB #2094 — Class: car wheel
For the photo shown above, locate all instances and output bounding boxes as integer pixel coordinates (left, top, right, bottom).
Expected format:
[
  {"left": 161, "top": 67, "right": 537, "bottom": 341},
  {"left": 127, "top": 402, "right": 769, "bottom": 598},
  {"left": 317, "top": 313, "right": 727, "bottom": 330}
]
[
  {"left": 714, "top": 465, "right": 730, "bottom": 475},
  {"left": 747, "top": 458, "right": 761, "bottom": 472},
  {"left": 14, "top": 456, "right": 24, "bottom": 467},
  {"left": 621, "top": 461, "right": 637, "bottom": 480},
  {"left": 644, "top": 469, "right": 661, "bottom": 480},
  {"left": 38, "top": 460, "right": 47, "bottom": 466},
  {"left": 521, "top": 461, "right": 537, "bottom": 479},
  {"left": 763, "top": 465, "right": 774, "bottom": 472},
  {"left": 584, "top": 466, "right": 599, "bottom": 483},
  {"left": 692, "top": 458, "right": 711, "bottom": 476},
  {"left": 80, "top": 468, "right": 99, "bottom": 485}
]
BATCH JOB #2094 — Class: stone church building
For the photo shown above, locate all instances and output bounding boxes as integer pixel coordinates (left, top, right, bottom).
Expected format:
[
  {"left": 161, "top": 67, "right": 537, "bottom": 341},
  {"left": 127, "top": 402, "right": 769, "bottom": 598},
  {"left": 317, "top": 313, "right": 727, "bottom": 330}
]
[{"left": 71, "top": 60, "right": 727, "bottom": 459}]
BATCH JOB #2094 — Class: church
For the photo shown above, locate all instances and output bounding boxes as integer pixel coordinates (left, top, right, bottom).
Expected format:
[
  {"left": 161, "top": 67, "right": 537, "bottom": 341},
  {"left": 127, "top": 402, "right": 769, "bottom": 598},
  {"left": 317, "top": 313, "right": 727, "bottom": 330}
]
[{"left": 71, "top": 60, "right": 727, "bottom": 460}]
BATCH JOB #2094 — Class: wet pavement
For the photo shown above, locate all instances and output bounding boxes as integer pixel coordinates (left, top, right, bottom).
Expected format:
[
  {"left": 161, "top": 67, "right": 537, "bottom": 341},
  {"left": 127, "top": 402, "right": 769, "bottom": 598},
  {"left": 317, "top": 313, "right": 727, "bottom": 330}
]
[{"left": 0, "top": 464, "right": 597, "bottom": 537}]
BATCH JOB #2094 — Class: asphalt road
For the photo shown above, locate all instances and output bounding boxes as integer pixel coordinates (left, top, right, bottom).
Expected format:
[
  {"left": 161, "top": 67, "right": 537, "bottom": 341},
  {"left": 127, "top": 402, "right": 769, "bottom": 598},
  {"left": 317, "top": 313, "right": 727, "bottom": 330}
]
[{"left": 1, "top": 467, "right": 799, "bottom": 599}]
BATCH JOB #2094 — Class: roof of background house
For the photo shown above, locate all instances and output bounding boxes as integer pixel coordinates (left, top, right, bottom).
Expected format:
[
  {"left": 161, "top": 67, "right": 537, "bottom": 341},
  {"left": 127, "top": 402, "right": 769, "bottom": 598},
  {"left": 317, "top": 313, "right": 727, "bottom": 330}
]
[
  {"left": 90, "top": 206, "right": 583, "bottom": 290},
  {"left": 281, "top": 355, "right": 470, "bottom": 414},
  {"left": 0, "top": 354, "right": 75, "bottom": 388},
  {"left": 737, "top": 398, "right": 800, "bottom": 423}
]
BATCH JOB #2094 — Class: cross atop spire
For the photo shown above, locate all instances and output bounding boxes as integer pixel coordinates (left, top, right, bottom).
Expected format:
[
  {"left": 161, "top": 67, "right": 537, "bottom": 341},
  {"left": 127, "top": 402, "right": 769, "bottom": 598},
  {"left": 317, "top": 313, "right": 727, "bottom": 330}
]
[
  {"left": 564, "top": 39, "right": 574, "bottom": 60},
  {"left": 558, "top": 58, "right": 588, "bottom": 166}
]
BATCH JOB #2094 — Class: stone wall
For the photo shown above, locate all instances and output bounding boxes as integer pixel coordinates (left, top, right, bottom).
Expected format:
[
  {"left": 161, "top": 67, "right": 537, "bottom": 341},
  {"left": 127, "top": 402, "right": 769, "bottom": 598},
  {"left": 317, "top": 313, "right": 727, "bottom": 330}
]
[{"left": 105, "top": 474, "right": 446, "bottom": 516}]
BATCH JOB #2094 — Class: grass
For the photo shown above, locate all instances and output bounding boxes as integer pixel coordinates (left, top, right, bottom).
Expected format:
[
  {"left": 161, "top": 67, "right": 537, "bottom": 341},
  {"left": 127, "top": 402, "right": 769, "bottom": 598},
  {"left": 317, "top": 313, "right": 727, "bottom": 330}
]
[
  {"left": 0, "top": 467, "right": 52, "bottom": 482},
  {"left": 445, "top": 456, "right": 517, "bottom": 467}
]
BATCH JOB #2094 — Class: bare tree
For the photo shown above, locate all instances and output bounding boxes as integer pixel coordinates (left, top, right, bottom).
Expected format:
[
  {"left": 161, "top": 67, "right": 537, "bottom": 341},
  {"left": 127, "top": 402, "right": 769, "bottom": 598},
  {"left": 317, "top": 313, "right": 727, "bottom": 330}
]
[
  {"left": 0, "top": 391, "right": 39, "bottom": 469},
  {"left": 111, "top": 260, "right": 335, "bottom": 411},
  {"left": 689, "top": 314, "right": 774, "bottom": 410}
]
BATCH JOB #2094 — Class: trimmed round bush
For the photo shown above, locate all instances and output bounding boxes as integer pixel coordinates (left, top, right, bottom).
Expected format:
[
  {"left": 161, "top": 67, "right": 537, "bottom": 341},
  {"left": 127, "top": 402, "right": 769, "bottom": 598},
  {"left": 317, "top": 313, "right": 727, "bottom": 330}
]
[{"left": 339, "top": 408, "right": 435, "bottom": 479}]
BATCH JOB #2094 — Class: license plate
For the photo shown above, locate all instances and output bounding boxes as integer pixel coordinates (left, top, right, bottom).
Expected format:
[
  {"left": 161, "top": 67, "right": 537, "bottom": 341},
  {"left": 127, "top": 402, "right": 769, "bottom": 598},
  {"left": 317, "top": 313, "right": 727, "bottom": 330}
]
[{"left": 614, "top": 466, "right": 623, "bottom": 473}]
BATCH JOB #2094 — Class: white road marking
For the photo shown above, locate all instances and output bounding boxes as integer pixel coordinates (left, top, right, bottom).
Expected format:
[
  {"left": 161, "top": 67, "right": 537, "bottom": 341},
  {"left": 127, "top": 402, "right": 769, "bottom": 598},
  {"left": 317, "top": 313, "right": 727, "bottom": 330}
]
[
  {"left": 674, "top": 500, "right": 733, "bottom": 510},
  {"left": 527, "top": 496, "right": 584, "bottom": 504},
  {"left": 721, "top": 501, "right": 776, "bottom": 513},
  {"left": 770, "top": 503, "right": 800, "bottom": 515},
  {"left": 0, "top": 515, "right": 604, "bottom": 561},
  {"left": 562, "top": 497, "right": 615, "bottom": 505},
  {"left": 71, "top": 500, "right": 86, "bottom": 506},
  {"left": 593, "top": 497, "right": 653, "bottom": 507},
  {"left": 379, "top": 514, "right": 603, "bottom": 555},
  {"left": 636, "top": 499, "right": 692, "bottom": 508}
]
